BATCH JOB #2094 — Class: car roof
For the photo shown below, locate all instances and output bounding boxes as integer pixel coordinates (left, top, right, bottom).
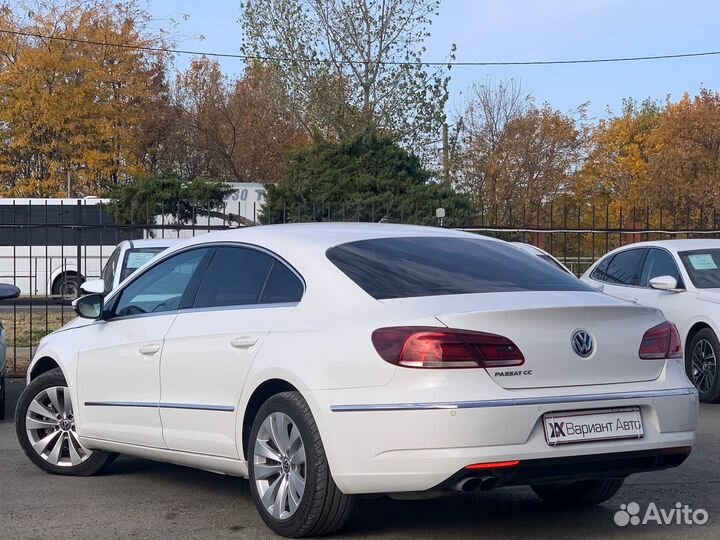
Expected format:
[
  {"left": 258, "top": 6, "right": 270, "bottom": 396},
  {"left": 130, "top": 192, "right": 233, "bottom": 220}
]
[
  {"left": 166, "top": 223, "right": 499, "bottom": 254},
  {"left": 606, "top": 239, "right": 720, "bottom": 254},
  {"left": 127, "top": 239, "right": 180, "bottom": 249}
]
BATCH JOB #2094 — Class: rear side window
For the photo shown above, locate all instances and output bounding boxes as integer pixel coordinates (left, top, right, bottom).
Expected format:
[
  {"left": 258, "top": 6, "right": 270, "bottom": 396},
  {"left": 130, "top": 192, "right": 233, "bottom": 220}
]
[
  {"left": 590, "top": 256, "right": 611, "bottom": 282},
  {"left": 603, "top": 249, "right": 646, "bottom": 286},
  {"left": 193, "top": 247, "right": 274, "bottom": 308},
  {"left": 326, "top": 236, "right": 592, "bottom": 300},
  {"left": 192, "top": 246, "right": 303, "bottom": 308},
  {"left": 260, "top": 262, "right": 304, "bottom": 304}
]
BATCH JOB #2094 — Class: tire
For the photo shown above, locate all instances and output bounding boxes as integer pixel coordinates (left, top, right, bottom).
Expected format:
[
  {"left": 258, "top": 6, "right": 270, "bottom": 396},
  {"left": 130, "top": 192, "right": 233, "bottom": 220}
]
[
  {"left": 52, "top": 273, "right": 84, "bottom": 300},
  {"left": 248, "top": 391, "right": 354, "bottom": 537},
  {"left": 532, "top": 478, "right": 625, "bottom": 507},
  {"left": 686, "top": 328, "right": 720, "bottom": 403},
  {"left": 15, "top": 368, "right": 116, "bottom": 476}
]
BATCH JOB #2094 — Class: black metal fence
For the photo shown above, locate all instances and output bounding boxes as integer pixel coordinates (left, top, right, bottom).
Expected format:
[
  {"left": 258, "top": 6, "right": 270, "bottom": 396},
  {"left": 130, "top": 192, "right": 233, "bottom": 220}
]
[{"left": 2, "top": 199, "right": 719, "bottom": 376}]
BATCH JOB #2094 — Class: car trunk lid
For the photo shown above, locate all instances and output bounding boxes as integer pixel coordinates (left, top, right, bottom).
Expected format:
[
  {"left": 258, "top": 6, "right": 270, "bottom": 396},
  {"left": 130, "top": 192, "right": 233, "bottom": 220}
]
[{"left": 381, "top": 291, "right": 667, "bottom": 389}]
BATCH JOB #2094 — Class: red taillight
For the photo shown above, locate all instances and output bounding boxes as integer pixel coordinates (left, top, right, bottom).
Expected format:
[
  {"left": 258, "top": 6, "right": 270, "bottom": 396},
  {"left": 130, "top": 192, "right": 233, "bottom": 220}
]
[
  {"left": 639, "top": 321, "right": 683, "bottom": 360},
  {"left": 371, "top": 327, "right": 525, "bottom": 369},
  {"left": 465, "top": 460, "right": 520, "bottom": 470}
]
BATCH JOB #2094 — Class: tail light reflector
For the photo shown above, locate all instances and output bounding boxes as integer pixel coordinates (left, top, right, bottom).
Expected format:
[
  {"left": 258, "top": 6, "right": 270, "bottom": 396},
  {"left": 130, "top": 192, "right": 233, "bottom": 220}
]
[
  {"left": 465, "top": 460, "right": 520, "bottom": 470},
  {"left": 639, "top": 321, "right": 683, "bottom": 360},
  {"left": 371, "top": 326, "right": 525, "bottom": 369}
]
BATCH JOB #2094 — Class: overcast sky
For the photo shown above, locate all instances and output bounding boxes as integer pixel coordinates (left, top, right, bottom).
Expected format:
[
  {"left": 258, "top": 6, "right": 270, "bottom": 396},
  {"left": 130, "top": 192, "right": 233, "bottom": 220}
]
[{"left": 149, "top": 0, "right": 720, "bottom": 119}]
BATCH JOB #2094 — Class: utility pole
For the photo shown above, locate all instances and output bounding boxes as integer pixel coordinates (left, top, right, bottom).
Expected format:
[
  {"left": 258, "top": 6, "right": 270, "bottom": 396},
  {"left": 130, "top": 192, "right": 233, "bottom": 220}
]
[
  {"left": 442, "top": 123, "right": 449, "bottom": 184},
  {"left": 66, "top": 170, "right": 71, "bottom": 198}
]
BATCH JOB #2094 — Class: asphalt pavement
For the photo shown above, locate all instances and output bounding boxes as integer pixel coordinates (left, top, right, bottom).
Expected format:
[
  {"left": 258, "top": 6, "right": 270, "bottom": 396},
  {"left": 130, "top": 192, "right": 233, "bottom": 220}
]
[{"left": 1, "top": 379, "right": 718, "bottom": 540}]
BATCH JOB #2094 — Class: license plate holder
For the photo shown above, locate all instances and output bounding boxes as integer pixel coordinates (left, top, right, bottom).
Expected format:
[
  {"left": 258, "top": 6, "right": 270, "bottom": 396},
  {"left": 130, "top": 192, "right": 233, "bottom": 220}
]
[{"left": 543, "top": 407, "right": 644, "bottom": 446}]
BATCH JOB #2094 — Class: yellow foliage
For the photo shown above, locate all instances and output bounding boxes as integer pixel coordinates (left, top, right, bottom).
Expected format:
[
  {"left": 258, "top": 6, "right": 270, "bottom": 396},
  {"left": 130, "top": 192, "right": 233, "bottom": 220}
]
[{"left": 0, "top": 0, "right": 168, "bottom": 196}]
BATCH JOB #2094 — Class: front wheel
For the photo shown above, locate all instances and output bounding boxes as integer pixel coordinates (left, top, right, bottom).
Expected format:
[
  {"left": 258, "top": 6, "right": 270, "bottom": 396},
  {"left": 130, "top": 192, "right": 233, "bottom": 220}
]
[
  {"left": 687, "top": 328, "right": 720, "bottom": 403},
  {"left": 532, "top": 478, "right": 625, "bottom": 507},
  {"left": 15, "top": 368, "right": 116, "bottom": 475},
  {"left": 248, "top": 391, "right": 354, "bottom": 537}
]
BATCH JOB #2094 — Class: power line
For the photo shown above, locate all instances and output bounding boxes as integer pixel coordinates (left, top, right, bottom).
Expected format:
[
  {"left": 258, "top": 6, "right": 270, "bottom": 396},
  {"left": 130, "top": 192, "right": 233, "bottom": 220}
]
[{"left": 1, "top": 27, "right": 720, "bottom": 67}]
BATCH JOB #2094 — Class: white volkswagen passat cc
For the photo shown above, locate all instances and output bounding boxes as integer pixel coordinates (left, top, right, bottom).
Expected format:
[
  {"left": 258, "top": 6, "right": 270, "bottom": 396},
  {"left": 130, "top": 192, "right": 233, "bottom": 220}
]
[{"left": 16, "top": 224, "right": 698, "bottom": 537}]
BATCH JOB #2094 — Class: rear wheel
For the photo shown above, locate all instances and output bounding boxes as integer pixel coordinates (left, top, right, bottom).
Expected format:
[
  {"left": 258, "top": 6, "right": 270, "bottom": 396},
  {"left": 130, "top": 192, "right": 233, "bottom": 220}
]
[
  {"left": 687, "top": 328, "right": 720, "bottom": 403},
  {"left": 15, "top": 368, "right": 116, "bottom": 475},
  {"left": 248, "top": 391, "right": 354, "bottom": 537},
  {"left": 532, "top": 478, "right": 625, "bottom": 507},
  {"left": 52, "top": 272, "right": 84, "bottom": 300}
]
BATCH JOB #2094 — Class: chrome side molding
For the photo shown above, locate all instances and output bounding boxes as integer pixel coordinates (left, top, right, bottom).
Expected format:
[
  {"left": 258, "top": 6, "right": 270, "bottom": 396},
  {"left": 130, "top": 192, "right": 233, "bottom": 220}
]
[{"left": 330, "top": 387, "right": 698, "bottom": 412}]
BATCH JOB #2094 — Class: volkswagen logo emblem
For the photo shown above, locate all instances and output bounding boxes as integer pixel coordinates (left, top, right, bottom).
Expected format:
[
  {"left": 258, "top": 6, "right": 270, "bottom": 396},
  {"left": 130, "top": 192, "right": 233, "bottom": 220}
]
[{"left": 571, "top": 330, "right": 594, "bottom": 357}]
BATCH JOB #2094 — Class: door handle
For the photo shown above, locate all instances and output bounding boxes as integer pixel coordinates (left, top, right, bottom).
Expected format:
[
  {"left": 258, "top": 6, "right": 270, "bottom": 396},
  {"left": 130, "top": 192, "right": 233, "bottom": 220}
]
[
  {"left": 230, "top": 336, "right": 258, "bottom": 349},
  {"left": 139, "top": 343, "right": 161, "bottom": 356},
  {"left": 629, "top": 297, "right": 640, "bottom": 304}
]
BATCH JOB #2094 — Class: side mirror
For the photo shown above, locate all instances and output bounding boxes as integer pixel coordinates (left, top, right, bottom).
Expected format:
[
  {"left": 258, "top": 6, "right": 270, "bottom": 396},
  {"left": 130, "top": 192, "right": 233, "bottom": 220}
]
[
  {"left": 649, "top": 275, "right": 681, "bottom": 291},
  {"left": 73, "top": 294, "right": 104, "bottom": 319},
  {"left": 81, "top": 279, "right": 106, "bottom": 295},
  {"left": 0, "top": 283, "right": 20, "bottom": 300}
]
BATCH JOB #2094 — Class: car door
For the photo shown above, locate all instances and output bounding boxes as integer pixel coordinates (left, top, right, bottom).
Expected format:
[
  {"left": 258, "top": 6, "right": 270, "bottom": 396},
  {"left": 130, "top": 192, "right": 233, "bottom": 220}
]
[
  {"left": 159, "top": 245, "right": 304, "bottom": 458},
  {"left": 632, "top": 247, "right": 689, "bottom": 331},
  {"left": 592, "top": 248, "right": 648, "bottom": 303},
  {"left": 76, "top": 247, "right": 212, "bottom": 447}
]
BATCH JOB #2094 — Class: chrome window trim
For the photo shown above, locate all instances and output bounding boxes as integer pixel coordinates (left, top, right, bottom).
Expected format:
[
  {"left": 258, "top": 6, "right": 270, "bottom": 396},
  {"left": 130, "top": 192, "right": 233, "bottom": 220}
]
[
  {"left": 329, "top": 387, "right": 697, "bottom": 412},
  {"left": 84, "top": 401, "right": 235, "bottom": 412},
  {"left": 178, "top": 302, "right": 299, "bottom": 315}
]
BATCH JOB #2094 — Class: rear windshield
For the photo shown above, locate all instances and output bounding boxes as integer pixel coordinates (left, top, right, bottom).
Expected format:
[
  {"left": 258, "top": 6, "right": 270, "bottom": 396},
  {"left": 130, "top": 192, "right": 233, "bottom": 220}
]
[
  {"left": 326, "top": 236, "right": 592, "bottom": 299},
  {"left": 679, "top": 249, "right": 720, "bottom": 289}
]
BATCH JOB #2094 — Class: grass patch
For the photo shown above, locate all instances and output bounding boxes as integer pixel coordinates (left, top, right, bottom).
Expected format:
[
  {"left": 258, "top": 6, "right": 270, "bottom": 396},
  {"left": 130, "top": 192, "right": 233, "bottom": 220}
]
[{"left": 4, "top": 310, "right": 68, "bottom": 348}]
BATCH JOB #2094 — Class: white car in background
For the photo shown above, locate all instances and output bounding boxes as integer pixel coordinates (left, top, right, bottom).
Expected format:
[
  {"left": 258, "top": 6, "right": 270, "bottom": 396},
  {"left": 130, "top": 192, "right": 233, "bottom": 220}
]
[
  {"left": 582, "top": 239, "right": 720, "bottom": 402},
  {"left": 16, "top": 225, "right": 697, "bottom": 537},
  {"left": 81, "top": 239, "right": 179, "bottom": 295},
  {"left": 0, "top": 283, "right": 21, "bottom": 420},
  {"left": 511, "top": 242, "right": 574, "bottom": 275}
]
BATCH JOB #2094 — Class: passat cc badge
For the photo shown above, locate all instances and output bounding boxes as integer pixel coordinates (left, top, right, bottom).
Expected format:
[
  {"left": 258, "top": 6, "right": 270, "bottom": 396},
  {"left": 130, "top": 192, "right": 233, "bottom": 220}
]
[{"left": 571, "top": 330, "right": 594, "bottom": 358}]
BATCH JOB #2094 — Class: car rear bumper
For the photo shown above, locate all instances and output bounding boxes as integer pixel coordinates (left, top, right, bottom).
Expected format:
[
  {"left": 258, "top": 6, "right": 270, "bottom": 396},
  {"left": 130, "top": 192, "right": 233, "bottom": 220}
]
[
  {"left": 433, "top": 446, "right": 691, "bottom": 495},
  {"left": 309, "top": 384, "right": 698, "bottom": 495}
]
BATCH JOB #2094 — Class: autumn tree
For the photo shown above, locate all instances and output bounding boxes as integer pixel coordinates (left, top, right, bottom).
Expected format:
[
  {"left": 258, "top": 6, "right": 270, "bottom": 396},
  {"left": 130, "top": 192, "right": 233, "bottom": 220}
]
[
  {"left": 455, "top": 80, "right": 588, "bottom": 223},
  {"left": 241, "top": 0, "right": 454, "bottom": 153},
  {"left": 0, "top": 0, "right": 170, "bottom": 197},
  {"left": 646, "top": 89, "right": 720, "bottom": 212},
  {"left": 165, "top": 58, "right": 308, "bottom": 183},
  {"left": 578, "top": 98, "right": 662, "bottom": 208}
]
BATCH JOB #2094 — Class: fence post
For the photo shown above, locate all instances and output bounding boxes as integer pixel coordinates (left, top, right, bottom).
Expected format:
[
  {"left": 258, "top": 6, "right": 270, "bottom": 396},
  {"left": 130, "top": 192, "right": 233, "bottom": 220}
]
[{"left": 76, "top": 200, "right": 82, "bottom": 299}]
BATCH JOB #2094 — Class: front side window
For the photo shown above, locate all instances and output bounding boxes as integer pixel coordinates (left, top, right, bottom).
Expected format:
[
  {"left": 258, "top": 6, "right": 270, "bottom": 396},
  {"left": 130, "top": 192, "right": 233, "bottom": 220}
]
[
  {"left": 112, "top": 248, "right": 209, "bottom": 317},
  {"left": 641, "top": 249, "right": 683, "bottom": 287},
  {"left": 679, "top": 249, "right": 720, "bottom": 289},
  {"left": 602, "top": 249, "right": 646, "bottom": 286},
  {"left": 326, "top": 236, "right": 591, "bottom": 300}
]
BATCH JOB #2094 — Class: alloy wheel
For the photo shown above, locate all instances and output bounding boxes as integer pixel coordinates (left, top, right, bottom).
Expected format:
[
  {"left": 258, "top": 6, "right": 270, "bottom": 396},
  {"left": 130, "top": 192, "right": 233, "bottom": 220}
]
[
  {"left": 692, "top": 338, "right": 717, "bottom": 394},
  {"left": 253, "top": 411, "right": 307, "bottom": 520},
  {"left": 25, "top": 385, "right": 92, "bottom": 467}
]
